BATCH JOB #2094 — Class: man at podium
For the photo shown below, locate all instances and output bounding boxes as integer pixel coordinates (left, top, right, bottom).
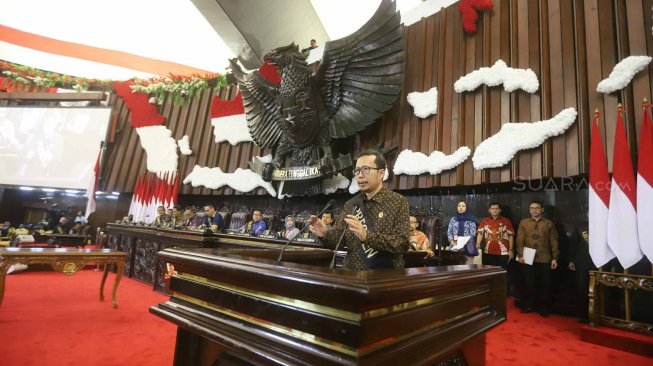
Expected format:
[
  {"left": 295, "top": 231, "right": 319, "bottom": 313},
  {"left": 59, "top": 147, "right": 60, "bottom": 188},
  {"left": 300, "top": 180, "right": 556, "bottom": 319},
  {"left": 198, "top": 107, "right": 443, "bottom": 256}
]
[{"left": 309, "top": 150, "right": 410, "bottom": 270}]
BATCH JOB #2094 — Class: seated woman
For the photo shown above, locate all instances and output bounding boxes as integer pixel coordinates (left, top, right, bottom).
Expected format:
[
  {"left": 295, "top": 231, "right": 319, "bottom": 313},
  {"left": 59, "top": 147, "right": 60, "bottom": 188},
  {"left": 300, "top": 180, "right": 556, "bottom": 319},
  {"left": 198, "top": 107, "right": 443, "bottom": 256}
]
[
  {"left": 281, "top": 215, "right": 300, "bottom": 240},
  {"left": 409, "top": 216, "right": 434, "bottom": 257}
]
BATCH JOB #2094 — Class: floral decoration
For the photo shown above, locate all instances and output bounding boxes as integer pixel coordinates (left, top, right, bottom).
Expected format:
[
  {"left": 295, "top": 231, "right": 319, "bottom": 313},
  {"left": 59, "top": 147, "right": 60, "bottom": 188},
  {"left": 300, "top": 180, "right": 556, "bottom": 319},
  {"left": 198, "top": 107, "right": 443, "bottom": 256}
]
[
  {"left": 177, "top": 135, "right": 192, "bottom": 155},
  {"left": 113, "top": 81, "right": 166, "bottom": 128},
  {"left": 183, "top": 166, "right": 277, "bottom": 196},
  {"left": 393, "top": 147, "right": 471, "bottom": 175},
  {"left": 458, "top": 0, "right": 494, "bottom": 34},
  {"left": 454, "top": 60, "right": 539, "bottom": 93},
  {"left": 407, "top": 87, "right": 438, "bottom": 118},
  {"left": 472, "top": 108, "right": 577, "bottom": 169},
  {"left": 130, "top": 73, "right": 226, "bottom": 105},
  {"left": 0, "top": 59, "right": 226, "bottom": 105},
  {"left": 596, "top": 56, "right": 652, "bottom": 94},
  {"left": 0, "top": 60, "right": 111, "bottom": 91}
]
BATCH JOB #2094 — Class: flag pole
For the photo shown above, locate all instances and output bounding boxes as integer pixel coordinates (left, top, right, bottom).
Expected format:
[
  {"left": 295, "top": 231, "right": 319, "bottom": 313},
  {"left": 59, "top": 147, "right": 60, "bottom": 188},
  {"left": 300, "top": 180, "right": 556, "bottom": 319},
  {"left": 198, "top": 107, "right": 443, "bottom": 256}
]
[
  {"left": 644, "top": 97, "right": 653, "bottom": 278},
  {"left": 592, "top": 108, "right": 607, "bottom": 318},
  {"left": 616, "top": 103, "right": 632, "bottom": 322}
]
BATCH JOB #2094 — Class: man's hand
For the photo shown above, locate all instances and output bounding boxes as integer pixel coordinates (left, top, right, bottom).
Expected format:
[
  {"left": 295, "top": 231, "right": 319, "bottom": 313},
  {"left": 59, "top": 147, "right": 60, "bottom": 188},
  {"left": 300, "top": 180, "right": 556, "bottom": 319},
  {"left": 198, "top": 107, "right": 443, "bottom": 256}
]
[
  {"left": 518, "top": 257, "right": 525, "bottom": 264},
  {"left": 344, "top": 215, "right": 367, "bottom": 242},
  {"left": 308, "top": 216, "right": 327, "bottom": 238},
  {"left": 508, "top": 250, "right": 514, "bottom": 260},
  {"left": 424, "top": 249, "right": 435, "bottom": 259},
  {"left": 551, "top": 259, "right": 558, "bottom": 270},
  {"left": 568, "top": 262, "right": 576, "bottom": 271}
]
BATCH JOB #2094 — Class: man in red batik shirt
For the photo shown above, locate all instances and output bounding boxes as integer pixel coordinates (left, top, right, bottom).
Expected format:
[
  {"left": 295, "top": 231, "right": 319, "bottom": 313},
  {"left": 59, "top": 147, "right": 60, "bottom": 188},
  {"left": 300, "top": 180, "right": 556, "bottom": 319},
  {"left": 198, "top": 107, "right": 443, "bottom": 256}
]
[{"left": 476, "top": 202, "right": 514, "bottom": 269}]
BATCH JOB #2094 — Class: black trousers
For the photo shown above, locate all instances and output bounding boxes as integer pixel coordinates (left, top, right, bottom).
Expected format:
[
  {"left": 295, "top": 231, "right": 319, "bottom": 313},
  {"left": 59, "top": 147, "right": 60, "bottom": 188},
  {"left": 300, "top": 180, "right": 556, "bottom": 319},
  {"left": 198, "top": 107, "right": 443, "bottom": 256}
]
[
  {"left": 521, "top": 262, "right": 552, "bottom": 312},
  {"left": 482, "top": 253, "right": 509, "bottom": 269}
]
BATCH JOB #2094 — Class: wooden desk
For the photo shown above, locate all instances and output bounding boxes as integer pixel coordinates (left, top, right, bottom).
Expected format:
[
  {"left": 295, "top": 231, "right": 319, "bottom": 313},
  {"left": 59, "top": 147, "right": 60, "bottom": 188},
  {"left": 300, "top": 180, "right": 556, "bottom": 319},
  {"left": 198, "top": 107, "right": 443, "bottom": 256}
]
[
  {"left": 0, "top": 248, "right": 127, "bottom": 308},
  {"left": 152, "top": 247, "right": 506, "bottom": 365},
  {"left": 32, "top": 233, "right": 92, "bottom": 247}
]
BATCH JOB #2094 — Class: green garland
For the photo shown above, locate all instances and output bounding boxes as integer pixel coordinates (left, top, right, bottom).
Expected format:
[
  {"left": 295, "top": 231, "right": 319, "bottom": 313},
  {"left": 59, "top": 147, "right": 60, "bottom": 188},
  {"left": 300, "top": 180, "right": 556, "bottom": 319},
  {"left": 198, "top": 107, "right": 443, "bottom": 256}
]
[{"left": 0, "top": 59, "right": 227, "bottom": 104}]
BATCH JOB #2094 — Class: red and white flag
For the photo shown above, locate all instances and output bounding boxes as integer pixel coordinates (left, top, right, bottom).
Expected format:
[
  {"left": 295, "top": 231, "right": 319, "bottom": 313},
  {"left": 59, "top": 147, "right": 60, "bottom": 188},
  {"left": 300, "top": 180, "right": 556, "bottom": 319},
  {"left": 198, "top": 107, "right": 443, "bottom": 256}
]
[
  {"left": 85, "top": 150, "right": 101, "bottom": 220},
  {"left": 589, "top": 112, "right": 615, "bottom": 267},
  {"left": 637, "top": 104, "right": 653, "bottom": 260},
  {"left": 607, "top": 107, "right": 642, "bottom": 268}
]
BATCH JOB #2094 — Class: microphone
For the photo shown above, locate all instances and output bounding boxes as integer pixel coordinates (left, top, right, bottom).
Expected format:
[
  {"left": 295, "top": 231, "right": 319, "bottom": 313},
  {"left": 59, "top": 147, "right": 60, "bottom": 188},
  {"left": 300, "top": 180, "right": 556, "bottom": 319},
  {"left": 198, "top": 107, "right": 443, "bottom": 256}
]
[
  {"left": 277, "top": 199, "right": 336, "bottom": 263},
  {"left": 329, "top": 194, "right": 364, "bottom": 269}
]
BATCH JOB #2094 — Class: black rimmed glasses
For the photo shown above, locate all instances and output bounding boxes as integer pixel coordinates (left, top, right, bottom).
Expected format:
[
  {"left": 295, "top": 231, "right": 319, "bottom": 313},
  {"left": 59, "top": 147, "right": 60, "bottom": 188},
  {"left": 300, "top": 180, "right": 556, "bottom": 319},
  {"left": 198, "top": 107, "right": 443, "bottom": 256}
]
[{"left": 353, "top": 167, "right": 381, "bottom": 176}]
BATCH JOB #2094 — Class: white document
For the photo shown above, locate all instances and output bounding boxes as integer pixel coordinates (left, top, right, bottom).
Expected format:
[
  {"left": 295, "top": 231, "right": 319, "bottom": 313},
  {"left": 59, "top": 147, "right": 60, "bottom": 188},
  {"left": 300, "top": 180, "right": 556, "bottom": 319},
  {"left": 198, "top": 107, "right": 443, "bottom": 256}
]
[
  {"left": 451, "top": 236, "right": 470, "bottom": 251},
  {"left": 522, "top": 247, "right": 536, "bottom": 265}
]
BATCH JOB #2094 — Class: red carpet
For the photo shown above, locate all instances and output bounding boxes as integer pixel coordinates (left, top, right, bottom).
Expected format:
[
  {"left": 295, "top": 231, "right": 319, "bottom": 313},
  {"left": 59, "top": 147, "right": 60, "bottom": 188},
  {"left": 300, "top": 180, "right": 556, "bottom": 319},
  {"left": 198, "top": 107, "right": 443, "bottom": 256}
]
[
  {"left": 0, "top": 270, "right": 175, "bottom": 366},
  {"left": 1, "top": 270, "right": 652, "bottom": 366},
  {"left": 486, "top": 302, "right": 653, "bottom": 366},
  {"left": 581, "top": 323, "right": 653, "bottom": 358}
]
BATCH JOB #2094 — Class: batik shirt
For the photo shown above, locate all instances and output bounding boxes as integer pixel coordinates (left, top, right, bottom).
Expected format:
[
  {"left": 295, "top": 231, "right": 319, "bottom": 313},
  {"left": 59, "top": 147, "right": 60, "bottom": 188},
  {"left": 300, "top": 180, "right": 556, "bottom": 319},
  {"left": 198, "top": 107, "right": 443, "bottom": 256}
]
[
  {"left": 477, "top": 215, "right": 514, "bottom": 255},
  {"left": 409, "top": 230, "right": 431, "bottom": 251},
  {"left": 516, "top": 217, "right": 559, "bottom": 263},
  {"left": 321, "top": 187, "right": 410, "bottom": 271},
  {"left": 240, "top": 220, "right": 266, "bottom": 236}
]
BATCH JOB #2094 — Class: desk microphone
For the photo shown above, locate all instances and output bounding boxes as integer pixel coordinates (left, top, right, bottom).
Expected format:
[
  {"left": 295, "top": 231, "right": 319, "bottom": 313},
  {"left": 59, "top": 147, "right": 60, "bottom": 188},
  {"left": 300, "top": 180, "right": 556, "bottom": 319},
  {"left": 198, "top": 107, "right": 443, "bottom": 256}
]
[
  {"left": 277, "top": 199, "right": 336, "bottom": 263},
  {"left": 329, "top": 194, "right": 364, "bottom": 269}
]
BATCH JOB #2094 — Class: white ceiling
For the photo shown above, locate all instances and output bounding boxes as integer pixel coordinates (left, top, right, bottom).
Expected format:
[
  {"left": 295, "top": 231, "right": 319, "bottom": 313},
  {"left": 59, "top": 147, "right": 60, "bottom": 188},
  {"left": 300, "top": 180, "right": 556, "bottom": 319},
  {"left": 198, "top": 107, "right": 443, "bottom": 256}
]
[{"left": 0, "top": 0, "right": 454, "bottom": 80}]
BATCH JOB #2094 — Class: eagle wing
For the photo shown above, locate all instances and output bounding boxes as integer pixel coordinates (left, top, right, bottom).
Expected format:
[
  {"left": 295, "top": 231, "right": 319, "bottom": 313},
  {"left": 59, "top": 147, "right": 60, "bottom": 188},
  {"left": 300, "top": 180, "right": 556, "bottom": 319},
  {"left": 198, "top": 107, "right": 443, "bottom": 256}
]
[
  {"left": 313, "top": 0, "right": 404, "bottom": 139},
  {"left": 229, "top": 59, "right": 282, "bottom": 148}
]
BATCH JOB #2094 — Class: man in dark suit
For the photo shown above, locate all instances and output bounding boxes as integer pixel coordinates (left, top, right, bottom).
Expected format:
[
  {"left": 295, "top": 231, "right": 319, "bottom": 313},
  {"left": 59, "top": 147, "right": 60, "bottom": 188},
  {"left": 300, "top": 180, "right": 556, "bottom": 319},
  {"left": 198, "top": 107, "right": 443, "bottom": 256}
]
[{"left": 203, "top": 204, "right": 225, "bottom": 233}]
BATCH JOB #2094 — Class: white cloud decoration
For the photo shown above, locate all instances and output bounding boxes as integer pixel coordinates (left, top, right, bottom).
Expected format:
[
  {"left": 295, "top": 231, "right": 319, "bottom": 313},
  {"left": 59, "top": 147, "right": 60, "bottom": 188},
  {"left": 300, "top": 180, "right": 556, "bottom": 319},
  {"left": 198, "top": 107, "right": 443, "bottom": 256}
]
[
  {"left": 454, "top": 60, "right": 539, "bottom": 93},
  {"left": 472, "top": 108, "right": 577, "bottom": 170},
  {"left": 322, "top": 173, "right": 350, "bottom": 195},
  {"left": 183, "top": 166, "right": 276, "bottom": 196},
  {"left": 596, "top": 56, "right": 652, "bottom": 93},
  {"left": 136, "top": 125, "right": 178, "bottom": 174},
  {"left": 393, "top": 147, "right": 471, "bottom": 175},
  {"left": 407, "top": 87, "right": 438, "bottom": 118},
  {"left": 211, "top": 114, "right": 253, "bottom": 145},
  {"left": 177, "top": 135, "right": 192, "bottom": 155}
]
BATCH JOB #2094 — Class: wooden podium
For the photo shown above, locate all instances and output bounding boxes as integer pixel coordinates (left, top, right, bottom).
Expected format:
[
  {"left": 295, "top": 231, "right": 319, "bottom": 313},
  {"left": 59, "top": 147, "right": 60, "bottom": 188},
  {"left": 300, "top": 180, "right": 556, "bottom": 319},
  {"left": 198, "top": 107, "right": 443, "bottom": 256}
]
[{"left": 151, "top": 247, "right": 506, "bottom": 366}]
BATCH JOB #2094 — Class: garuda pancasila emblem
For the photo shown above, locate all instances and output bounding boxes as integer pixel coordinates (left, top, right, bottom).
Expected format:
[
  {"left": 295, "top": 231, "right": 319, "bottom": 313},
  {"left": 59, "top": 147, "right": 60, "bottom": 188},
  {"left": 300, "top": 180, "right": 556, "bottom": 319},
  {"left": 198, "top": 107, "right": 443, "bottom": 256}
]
[{"left": 229, "top": 0, "right": 404, "bottom": 195}]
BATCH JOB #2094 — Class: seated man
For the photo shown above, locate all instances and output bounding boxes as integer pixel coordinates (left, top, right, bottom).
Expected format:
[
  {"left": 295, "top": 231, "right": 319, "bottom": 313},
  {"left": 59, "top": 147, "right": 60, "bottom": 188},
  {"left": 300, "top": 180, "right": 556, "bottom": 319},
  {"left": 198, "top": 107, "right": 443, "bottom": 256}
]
[
  {"left": 68, "top": 222, "right": 83, "bottom": 235},
  {"left": 409, "top": 216, "right": 434, "bottom": 257},
  {"left": 73, "top": 211, "right": 87, "bottom": 225},
  {"left": 203, "top": 204, "right": 226, "bottom": 233},
  {"left": 121, "top": 214, "right": 134, "bottom": 224},
  {"left": 1, "top": 221, "right": 11, "bottom": 237},
  {"left": 282, "top": 215, "right": 300, "bottom": 240},
  {"left": 321, "top": 211, "right": 335, "bottom": 230},
  {"left": 182, "top": 207, "right": 203, "bottom": 229},
  {"left": 238, "top": 210, "right": 266, "bottom": 236},
  {"left": 171, "top": 205, "right": 183, "bottom": 227},
  {"left": 153, "top": 206, "right": 172, "bottom": 227},
  {"left": 54, "top": 217, "right": 72, "bottom": 234}
]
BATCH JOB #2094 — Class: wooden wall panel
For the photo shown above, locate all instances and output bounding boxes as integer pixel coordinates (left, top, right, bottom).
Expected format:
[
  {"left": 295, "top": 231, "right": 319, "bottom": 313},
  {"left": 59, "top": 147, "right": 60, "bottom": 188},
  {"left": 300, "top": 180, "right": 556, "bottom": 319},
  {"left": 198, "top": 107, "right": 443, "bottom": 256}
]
[{"left": 100, "top": 0, "right": 653, "bottom": 195}]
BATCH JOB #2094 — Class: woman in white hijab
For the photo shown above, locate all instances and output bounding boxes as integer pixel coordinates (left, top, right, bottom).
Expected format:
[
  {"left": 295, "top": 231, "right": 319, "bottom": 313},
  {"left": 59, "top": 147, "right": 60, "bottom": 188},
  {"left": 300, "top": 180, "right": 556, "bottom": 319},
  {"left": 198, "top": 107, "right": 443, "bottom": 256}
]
[{"left": 283, "top": 215, "right": 300, "bottom": 240}]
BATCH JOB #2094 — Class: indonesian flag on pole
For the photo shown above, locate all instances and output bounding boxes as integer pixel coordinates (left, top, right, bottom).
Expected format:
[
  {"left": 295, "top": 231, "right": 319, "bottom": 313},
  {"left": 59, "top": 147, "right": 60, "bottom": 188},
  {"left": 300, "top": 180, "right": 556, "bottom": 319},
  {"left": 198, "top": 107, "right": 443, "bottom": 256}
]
[
  {"left": 637, "top": 103, "right": 653, "bottom": 260},
  {"left": 589, "top": 112, "right": 615, "bottom": 267},
  {"left": 607, "top": 107, "right": 642, "bottom": 268},
  {"left": 85, "top": 150, "right": 101, "bottom": 220}
]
